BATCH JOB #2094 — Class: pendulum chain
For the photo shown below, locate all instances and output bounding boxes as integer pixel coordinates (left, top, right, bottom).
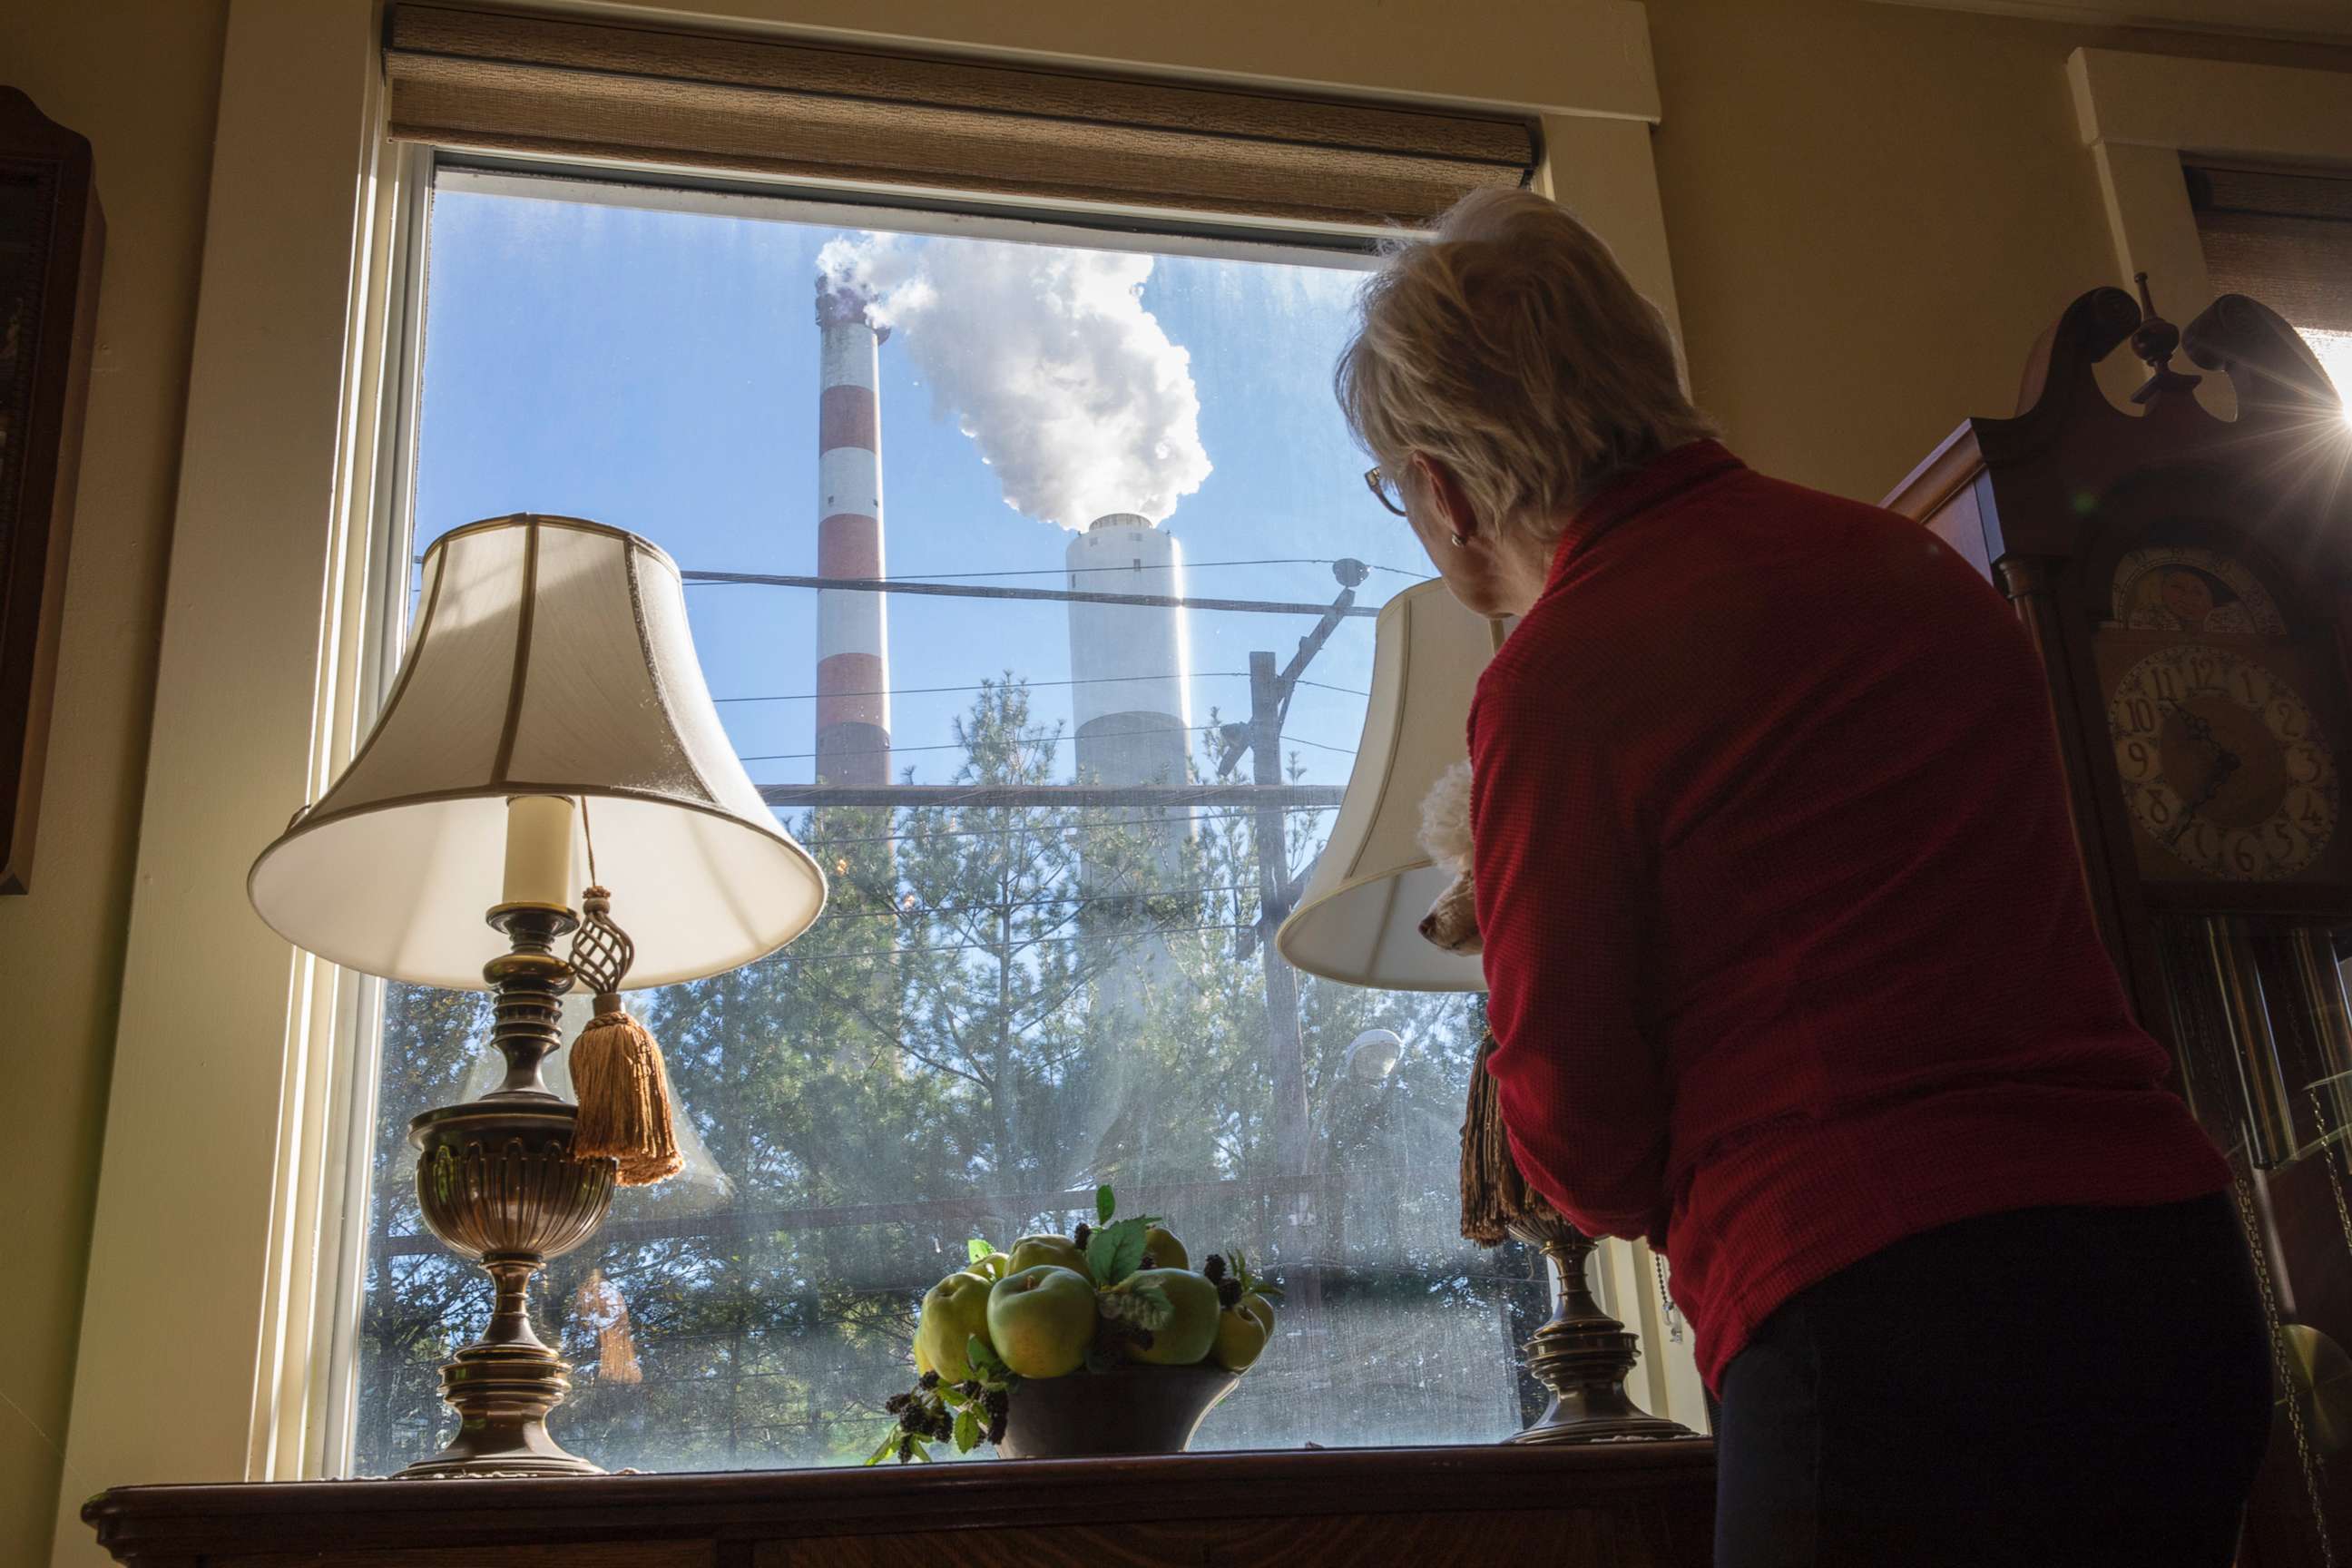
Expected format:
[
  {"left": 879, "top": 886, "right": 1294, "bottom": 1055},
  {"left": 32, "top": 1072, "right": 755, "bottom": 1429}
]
[
  {"left": 1653, "top": 1251, "right": 1682, "bottom": 1345},
  {"left": 2309, "top": 1086, "right": 2352, "bottom": 1267},
  {"left": 2231, "top": 1167, "right": 2334, "bottom": 1567}
]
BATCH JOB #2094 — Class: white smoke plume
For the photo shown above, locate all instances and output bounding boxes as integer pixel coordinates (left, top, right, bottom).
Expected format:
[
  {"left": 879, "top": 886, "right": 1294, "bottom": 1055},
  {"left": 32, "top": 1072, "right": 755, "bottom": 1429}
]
[{"left": 818, "top": 233, "right": 1211, "bottom": 528}]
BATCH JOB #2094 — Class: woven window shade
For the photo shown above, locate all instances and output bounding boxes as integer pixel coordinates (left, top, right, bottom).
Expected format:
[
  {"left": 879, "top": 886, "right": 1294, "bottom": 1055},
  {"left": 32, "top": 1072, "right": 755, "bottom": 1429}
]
[
  {"left": 2189, "top": 163, "right": 2352, "bottom": 332},
  {"left": 383, "top": 5, "right": 1540, "bottom": 228}
]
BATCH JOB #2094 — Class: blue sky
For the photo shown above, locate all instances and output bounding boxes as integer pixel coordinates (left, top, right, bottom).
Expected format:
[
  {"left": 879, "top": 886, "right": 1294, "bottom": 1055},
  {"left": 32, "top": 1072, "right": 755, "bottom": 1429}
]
[{"left": 413, "top": 186, "right": 1433, "bottom": 797}]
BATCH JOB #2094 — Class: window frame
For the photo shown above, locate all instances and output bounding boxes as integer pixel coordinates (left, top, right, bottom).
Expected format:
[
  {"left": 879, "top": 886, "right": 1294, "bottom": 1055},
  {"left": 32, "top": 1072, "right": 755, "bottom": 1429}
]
[
  {"left": 2067, "top": 46, "right": 2352, "bottom": 414},
  {"left": 54, "top": 3, "right": 1686, "bottom": 1546}
]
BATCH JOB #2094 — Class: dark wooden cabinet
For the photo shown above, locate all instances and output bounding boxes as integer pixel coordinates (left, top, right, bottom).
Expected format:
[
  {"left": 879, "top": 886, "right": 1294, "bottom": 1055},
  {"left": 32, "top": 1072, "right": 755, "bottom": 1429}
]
[
  {"left": 83, "top": 1441, "right": 1718, "bottom": 1567},
  {"left": 1886, "top": 284, "right": 2352, "bottom": 1568},
  {"left": 0, "top": 87, "right": 103, "bottom": 894}
]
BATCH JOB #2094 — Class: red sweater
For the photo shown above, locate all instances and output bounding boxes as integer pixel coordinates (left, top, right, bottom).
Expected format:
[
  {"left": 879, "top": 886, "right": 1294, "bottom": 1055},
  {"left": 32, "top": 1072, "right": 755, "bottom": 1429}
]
[{"left": 1471, "top": 439, "right": 2230, "bottom": 1391}]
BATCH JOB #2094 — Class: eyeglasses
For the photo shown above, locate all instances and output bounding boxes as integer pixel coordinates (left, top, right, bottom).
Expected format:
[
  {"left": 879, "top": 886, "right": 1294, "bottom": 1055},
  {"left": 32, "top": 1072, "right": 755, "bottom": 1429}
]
[{"left": 1365, "top": 466, "right": 1406, "bottom": 517}]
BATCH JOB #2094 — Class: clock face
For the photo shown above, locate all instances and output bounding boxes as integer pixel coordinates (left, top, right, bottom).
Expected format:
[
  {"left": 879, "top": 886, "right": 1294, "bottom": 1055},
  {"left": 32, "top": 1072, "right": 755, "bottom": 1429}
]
[{"left": 2108, "top": 643, "right": 2339, "bottom": 881}]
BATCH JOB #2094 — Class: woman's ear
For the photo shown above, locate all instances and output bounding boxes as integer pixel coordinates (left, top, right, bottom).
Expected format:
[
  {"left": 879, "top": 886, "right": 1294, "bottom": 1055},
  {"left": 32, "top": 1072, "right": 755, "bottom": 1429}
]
[{"left": 1414, "top": 453, "right": 1479, "bottom": 544}]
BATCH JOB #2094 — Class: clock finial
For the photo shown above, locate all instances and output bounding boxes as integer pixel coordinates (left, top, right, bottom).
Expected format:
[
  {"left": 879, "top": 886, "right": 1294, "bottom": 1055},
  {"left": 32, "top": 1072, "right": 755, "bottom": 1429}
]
[{"left": 2129, "top": 272, "right": 2201, "bottom": 406}]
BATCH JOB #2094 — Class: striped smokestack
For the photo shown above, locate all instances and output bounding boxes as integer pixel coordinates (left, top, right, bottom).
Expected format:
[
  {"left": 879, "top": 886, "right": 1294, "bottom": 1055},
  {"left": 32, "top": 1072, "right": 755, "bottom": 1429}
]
[{"left": 814, "top": 278, "right": 891, "bottom": 786}]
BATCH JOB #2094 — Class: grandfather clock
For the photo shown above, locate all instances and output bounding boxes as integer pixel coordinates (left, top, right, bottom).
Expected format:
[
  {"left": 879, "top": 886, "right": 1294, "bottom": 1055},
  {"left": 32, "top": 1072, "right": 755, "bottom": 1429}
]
[{"left": 1888, "top": 282, "right": 2352, "bottom": 1568}]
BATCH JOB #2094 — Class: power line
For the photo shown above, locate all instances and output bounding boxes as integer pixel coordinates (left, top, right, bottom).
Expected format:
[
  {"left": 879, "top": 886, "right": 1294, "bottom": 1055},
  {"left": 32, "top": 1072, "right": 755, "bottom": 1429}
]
[
  {"left": 758, "top": 783, "right": 1346, "bottom": 810},
  {"left": 855, "top": 555, "right": 1431, "bottom": 583},
  {"left": 786, "top": 803, "right": 1338, "bottom": 848},
  {"left": 682, "top": 567, "right": 1382, "bottom": 619},
  {"left": 715, "top": 670, "right": 1362, "bottom": 706},
  {"left": 740, "top": 720, "right": 1224, "bottom": 765}
]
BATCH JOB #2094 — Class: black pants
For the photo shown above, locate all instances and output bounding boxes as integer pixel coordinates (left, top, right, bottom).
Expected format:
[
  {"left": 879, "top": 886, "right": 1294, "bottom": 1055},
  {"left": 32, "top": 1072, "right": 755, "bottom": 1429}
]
[{"left": 1713, "top": 1194, "right": 2273, "bottom": 1567}]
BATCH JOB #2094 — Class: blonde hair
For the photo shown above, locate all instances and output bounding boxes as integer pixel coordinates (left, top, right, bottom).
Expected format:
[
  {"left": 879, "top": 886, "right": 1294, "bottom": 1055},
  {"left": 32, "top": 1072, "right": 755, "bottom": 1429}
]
[{"left": 1335, "top": 189, "right": 1715, "bottom": 540}]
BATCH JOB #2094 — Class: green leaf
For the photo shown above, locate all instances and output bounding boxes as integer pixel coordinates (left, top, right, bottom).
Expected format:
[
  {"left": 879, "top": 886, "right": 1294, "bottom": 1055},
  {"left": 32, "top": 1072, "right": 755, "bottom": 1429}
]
[
  {"left": 966, "top": 1334, "right": 1012, "bottom": 1381},
  {"left": 909, "top": 1440, "right": 935, "bottom": 1463},
  {"left": 865, "top": 1432, "right": 899, "bottom": 1466},
  {"left": 1099, "top": 1280, "right": 1172, "bottom": 1332},
  {"left": 966, "top": 1237, "right": 995, "bottom": 1264},
  {"left": 1096, "top": 1184, "right": 1116, "bottom": 1224},
  {"left": 1084, "top": 1216, "right": 1150, "bottom": 1287},
  {"left": 955, "top": 1407, "right": 981, "bottom": 1454}
]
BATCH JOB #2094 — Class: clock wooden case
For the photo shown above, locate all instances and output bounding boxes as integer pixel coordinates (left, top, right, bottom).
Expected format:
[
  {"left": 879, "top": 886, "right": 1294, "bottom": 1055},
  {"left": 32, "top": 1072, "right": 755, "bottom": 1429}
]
[{"left": 1889, "top": 282, "right": 2352, "bottom": 1568}]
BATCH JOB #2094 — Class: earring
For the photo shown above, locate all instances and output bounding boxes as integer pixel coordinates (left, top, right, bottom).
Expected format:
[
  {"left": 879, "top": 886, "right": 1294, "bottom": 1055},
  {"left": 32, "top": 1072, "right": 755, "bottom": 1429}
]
[{"left": 1449, "top": 533, "right": 1465, "bottom": 547}]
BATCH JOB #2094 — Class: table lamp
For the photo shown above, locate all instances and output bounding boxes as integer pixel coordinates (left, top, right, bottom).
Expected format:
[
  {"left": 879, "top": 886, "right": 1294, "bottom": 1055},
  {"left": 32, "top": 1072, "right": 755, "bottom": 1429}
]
[
  {"left": 1273, "top": 579, "right": 1688, "bottom": 1446},
  {"left": 250, "top": 514, "right": 826, "bottom": 1476}
]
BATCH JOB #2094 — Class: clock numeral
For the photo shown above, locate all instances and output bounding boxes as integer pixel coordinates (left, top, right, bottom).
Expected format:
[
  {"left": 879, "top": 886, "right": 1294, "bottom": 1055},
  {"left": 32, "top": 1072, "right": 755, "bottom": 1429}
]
[
  {"left": 2268, "top": 819, "right": 2308, "bottom": 864},
  {"left": 2269, "top": 701, "right": 2308, "bottom": 742},
  {"left": 2288, "top": 746, "right": 2329, "bottom": 786},
  {"left": 2116, "top": 739, "right": 2157, "bottom": 782},
  {"left": 2180, "top": 818, "right": 2220, "bottom": 865},
  {"left": 2293, "top": 789, "right": 2333, "bottom": 836},
  {"left": 2120, "top": 698, "right": 2159, "bottom": 736},
  {"left": 2233, "top": 666, "right": 2266, "bottom": 708},
  {"left": 2227, "top": 832, "right": 2268, "bottom": 877},
  {"left": 2150, "top": 665, "right": 2182, "bottom": 702},
  {"left": 2142, "top": 790, "right": 2175, "bottom": 828}
]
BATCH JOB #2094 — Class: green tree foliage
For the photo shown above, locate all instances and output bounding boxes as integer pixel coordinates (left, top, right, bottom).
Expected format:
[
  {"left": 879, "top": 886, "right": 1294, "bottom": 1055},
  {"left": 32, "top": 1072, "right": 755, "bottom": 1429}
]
[{"left": 357, "top": 679, "right": 1544, "bottom": 1475}]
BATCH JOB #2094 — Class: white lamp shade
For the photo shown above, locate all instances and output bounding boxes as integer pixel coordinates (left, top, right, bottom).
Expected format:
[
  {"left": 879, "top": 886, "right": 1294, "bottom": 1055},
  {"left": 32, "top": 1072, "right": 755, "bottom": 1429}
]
[
  {"left": 1275, "top": 579, "right": 1504, "bottom": 992},
  {"left": 250, "top": 514, "right": 826, "bottom": 990}
]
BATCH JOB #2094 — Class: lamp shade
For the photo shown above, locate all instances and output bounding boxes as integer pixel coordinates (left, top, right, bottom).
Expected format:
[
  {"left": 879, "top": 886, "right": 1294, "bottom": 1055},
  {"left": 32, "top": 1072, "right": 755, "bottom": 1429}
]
[
  {"left": 1275, "top": 579, "right": 1504, "bottom": 991},
  {"left": 250, "top": 514, "right": 825, "bottom": 990}
]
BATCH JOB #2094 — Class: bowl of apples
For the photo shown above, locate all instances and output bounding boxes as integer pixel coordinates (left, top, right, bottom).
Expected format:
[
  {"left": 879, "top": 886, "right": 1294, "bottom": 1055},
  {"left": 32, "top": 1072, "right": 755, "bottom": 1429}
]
[{"left": 870, "top": 1188, "right": 1280, "bottom": 1463}]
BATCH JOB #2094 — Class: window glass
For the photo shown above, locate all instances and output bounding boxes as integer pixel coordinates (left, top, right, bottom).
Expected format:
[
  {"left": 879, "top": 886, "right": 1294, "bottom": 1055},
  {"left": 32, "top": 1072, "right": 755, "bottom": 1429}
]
[{"left": 357, "top": 169, "right": 1550, "bottom": 1472}]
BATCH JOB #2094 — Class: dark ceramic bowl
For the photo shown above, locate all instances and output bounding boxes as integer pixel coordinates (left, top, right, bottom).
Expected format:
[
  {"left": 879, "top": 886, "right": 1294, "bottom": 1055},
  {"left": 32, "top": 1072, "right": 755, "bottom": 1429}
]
[{"left": 994, "top": 1363, "right": 1241, "bottom": 1459}]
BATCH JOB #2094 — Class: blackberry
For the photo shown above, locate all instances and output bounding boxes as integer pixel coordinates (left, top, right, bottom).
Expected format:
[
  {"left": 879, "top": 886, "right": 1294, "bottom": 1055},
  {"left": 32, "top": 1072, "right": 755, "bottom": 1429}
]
[
  {"left": 958, "top": 1380, "right": 984, "bottom": 1400},
  {"left": 1201, "top": 1254, "right": 1227, "bottom": 1283},
  {"left": 898, "top": 1406, "right": 925, "bottom": 1433},
  {"left": 1073, "top": 1221, "right": 1092, "bottom": 1248},
  {"left": 897, "top": 1435, "right": 914, "bottom": 1463},
  {"left": 884, "top": 1393, "right": 911, "bottom": 1415},
  {"left": 1139, "top": 1252, "right": 1158, "bottom": 1269},
  {"left": 984, "top": 1390, "right": 1010, "bottom": 1419},
  {"left": 985, "top": 1416, "right": 1007, "bottom": 1445},
  {"left": 917, "top": 1370, "right": 940, "bottom": 1390},
  {"left": 930, "top": 1410, "right": 954, "bottom": 1441},
  {"left": 1217, "top": 1279, "right": 1243, "bottom": 1309}
]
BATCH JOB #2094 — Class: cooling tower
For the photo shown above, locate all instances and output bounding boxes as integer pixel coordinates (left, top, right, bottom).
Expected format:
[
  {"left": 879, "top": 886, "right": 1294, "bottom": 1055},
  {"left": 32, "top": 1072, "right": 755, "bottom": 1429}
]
[
  {"left": 1067, "top": 514, "right": 1193, "bottom": 1028},
  {"left": 1067, "top": 513, "right": 1191, "bottom": 815},
  {"left": 814, "top": 279, "right": 891, "bottom": 787}
]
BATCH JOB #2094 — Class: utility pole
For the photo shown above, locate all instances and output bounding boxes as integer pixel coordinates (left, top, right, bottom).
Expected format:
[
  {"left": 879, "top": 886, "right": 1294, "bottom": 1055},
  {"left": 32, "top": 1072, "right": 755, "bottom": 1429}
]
[
  {"left": 1250, "top": 649, "right": 1311, "bottom": 1182},
  {"left": 1217, "top": 561, "right": 1367, "bottom": 1366}
]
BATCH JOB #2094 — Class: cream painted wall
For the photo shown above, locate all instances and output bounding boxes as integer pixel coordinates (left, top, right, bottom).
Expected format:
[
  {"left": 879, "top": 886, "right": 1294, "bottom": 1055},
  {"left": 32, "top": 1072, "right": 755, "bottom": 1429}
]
[
  {"left": 25, "top": 0, "right": 2352, "bottom": 1560},
  {"left": 1641, "top": 0, "right": 2352, "bottom": 503},
  {"left": 0, "top": 5, "right": 227, "bottom": 1566}
]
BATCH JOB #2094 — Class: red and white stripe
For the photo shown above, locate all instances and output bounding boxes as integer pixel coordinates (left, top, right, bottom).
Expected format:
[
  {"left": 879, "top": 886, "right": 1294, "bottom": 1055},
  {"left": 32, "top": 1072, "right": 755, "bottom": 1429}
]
[{"left": 814, "top": 282, "right": 891, "bottom": 786}]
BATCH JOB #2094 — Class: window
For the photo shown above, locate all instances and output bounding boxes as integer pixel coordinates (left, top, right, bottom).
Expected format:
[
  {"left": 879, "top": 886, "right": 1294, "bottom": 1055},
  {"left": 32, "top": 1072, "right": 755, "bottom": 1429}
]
[
  {"left": 2188, "top": 162, "right": 2352, "bottom": 423},
  {"left": 351, "top": 162, "right": 1567, "bottom": 1473}
]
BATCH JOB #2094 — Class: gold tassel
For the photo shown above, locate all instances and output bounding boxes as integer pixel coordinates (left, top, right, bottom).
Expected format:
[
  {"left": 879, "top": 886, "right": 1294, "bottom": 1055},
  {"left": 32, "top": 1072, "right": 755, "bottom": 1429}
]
[
  {"left": 569, "top": 995, "right": 683, "bottom": 1186},
  {"left": 566, "top": 882, "right": 682, "bottom": 1187},
  {"left": 1460, "top": 1025, "right": 1558, "bottom": 1244}
]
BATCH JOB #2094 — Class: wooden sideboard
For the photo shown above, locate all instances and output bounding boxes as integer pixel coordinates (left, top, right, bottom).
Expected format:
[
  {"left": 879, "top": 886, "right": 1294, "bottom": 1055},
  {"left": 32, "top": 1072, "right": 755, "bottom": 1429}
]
[{"left": 84, "top": 1440, "right": 1716, "bottom": 1567}]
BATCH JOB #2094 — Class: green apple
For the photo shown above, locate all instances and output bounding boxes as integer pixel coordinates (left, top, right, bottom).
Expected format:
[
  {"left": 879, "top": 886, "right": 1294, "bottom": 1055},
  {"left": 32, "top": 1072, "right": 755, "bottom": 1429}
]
[
  {"left": 986, "top": 1265, "right": 1097, "bottom": 1378},
  {"left": 1116, "top": 1268, "right": 1221, "bottom": 1366},
  {"left": 1006, "top": 1232, "right": 1091, "bottom": 1278},
  {"left": 969, "top": 1250, "right": 1012, "bottom": 1283},
  {"left": 1240, "top": 1291, "right": 1276, "bottom": 1337},
  {"left": 914, "top": 1269, "right": 995, "bottom": 1384},
  {"left": 1142, "top": 1226, "right": 1190, "bottom": 1271},
  {"left": 1212, "top": 1302, "right": 1271, "bottom": 1372}
]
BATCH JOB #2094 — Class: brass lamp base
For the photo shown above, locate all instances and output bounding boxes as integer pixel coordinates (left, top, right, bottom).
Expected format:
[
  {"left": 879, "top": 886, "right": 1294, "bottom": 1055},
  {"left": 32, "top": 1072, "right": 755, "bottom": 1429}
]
[
  {"left": 1504, "top": 1213, "right": 1694, "bottom": 1446},
  {"left": 400, "top": 905, "right": 619, "bottom": 1479}
]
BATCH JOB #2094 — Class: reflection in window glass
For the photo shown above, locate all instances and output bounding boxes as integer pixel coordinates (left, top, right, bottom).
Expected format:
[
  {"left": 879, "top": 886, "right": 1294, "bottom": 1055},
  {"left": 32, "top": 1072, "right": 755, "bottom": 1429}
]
[{"left": 356, "top": 172, "right": 1547, "bottom": 1473}]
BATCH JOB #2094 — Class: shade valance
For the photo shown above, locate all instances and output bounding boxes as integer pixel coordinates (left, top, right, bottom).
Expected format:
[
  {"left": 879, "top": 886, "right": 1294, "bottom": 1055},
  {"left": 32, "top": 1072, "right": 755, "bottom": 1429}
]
[{"left": 382, "top": 4, "right": 1539, "bottom": 229}]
